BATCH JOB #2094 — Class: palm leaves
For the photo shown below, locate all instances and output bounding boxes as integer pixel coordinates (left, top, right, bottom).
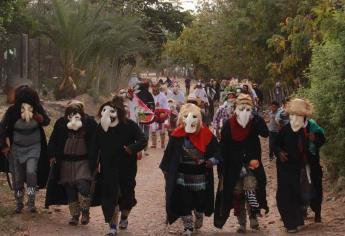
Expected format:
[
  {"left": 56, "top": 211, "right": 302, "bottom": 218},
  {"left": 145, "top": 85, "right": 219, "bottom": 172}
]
[{"left": 36, "top": 0, "right": 150, "bottom": 97}]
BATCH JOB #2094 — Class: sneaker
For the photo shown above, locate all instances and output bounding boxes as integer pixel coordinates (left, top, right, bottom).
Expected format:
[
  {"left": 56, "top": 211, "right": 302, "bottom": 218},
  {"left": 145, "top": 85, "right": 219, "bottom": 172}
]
[
  {"left": 182, "top": 228, "right": 193, "bottom": 235},
  {"left": 237, "top": 225, "right": 246, "bottom": 233},
  {"left": 119, "top": 219, "right": 128, "bottom": 230},
  {"left": 106, "top": 225, "right": 117, "bottom": 236}
]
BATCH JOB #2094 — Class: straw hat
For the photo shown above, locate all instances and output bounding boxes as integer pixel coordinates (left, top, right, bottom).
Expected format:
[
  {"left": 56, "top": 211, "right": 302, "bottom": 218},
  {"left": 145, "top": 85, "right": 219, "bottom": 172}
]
[
  {"left": 286, "top": 98, "right": 313, "bottom": 117},
  {"left": 235, "top": 94, "right": 254, "bottom": 107}
]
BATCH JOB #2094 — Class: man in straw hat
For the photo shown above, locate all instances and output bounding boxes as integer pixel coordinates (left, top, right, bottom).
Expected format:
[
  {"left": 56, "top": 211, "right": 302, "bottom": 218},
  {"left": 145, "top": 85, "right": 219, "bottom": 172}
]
[
  {"left": 214, "top": 94, "right": 269, "bottom": 233},
  {"left": 274, "top": 98, "right": 325, "bottom": 233},
  {"left": 45, "top": 101, "right": 97, "bottom": 226}
]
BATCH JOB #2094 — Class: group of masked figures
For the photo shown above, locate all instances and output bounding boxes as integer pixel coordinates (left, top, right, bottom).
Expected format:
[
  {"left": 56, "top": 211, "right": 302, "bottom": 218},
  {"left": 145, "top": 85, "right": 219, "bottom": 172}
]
[{"left": 0, "top": 85, "right": 325, "bottom": 236}]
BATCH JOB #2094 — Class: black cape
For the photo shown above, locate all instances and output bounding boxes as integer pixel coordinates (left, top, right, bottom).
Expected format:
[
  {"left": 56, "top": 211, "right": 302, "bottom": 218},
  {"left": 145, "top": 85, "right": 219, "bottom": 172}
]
[
  {"left": 214, "top": 116, "right": 269, "bottom": 228},
  {"left": 160, "top": 135, "right": 219, "bottom": 225},
  {"left": 44, "top": 115, "right": 98, "bottom": 208},
  {"left": 90, "top": 119, "right": 147, "bottom": 222},
  {"left": 274, "top": 122, "right": 325, "bottom": 229},
  {"left": 0, "top": 104, "right": 50, "bottom": 189}
]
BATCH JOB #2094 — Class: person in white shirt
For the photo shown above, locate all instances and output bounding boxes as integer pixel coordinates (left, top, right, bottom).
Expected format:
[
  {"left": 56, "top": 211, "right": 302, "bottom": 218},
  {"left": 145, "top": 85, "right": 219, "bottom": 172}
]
[
  {"left": 193, "top": 83, "right": 209, "bottom": 105},
  {"left": 169, "top": 86, "right": 185, "bottom": 106},
  {"left": 151, "top": 83, "right": 170, "bottom": 149}
]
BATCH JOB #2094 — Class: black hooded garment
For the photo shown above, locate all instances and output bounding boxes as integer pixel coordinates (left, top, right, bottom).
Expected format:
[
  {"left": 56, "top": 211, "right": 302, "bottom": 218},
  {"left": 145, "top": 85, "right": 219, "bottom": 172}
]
[
  {"left": 89, "top": 119, "right": 147, "bottom": 223},
  {"left": 214, "top": 115, "right": 269, "bottom": 228},
  {"left": 0, "top": 104, "right": 50, "bottom": 189},
  {"left": 44, "top": 115, "right": 98, "bottom": 208},
  {"left": 159, "top": 135, "right": 220, "bottom": 225},
  {"left": 274, "top": 122, "right": 325, "bottom": 230}
]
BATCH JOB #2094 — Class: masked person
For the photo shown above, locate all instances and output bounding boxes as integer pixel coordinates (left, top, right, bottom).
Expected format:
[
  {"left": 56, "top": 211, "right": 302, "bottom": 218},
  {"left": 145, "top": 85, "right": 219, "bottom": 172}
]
[
  {"left": 151, "top": 83, "right": 170, "bottom": 149},
  {"left": 213, "top": 92, "right": 236, "bottom": 140},
  {"left": 160, "top": 103, "right": 219, "bottom": 236},
  {"left": 91, "top": 97, "right": 147, "bottom": 236},
  {"left": 1, "top": 86, "right": 50, "bottom": 213},
  {"left": 45, "top": 101, "right": 97, "bottom": 225},
  {"left": 274, "top": 98, "right": 325, "bottom": 233},
  {"left": 214, "top": 94, "right": 269, "bottom": 233}
]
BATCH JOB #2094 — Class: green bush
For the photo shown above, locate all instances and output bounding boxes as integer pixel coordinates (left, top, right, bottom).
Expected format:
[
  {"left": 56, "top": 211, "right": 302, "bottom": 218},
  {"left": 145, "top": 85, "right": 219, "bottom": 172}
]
[{"left": 301, "top": 39, "right": 345, "bottom": 178}]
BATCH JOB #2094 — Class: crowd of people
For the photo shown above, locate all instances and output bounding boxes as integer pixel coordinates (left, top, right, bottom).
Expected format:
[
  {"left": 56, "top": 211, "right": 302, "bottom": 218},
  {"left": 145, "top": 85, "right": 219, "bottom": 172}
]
[{"left": 0, "top": 76, "right": 325, "bottom": 236}]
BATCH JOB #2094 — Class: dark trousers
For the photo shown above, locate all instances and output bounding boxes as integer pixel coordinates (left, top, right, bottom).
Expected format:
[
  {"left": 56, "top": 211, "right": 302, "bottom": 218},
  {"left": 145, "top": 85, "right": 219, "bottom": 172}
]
[
  {"left": 65, "top": 180, "right": 91, "bottom": 203},
  {"left": 269, "top": 131, "right": 279, "bottom": 160},
  {"left": 172, "top": 185, "right": 207, "bottom": 216}
]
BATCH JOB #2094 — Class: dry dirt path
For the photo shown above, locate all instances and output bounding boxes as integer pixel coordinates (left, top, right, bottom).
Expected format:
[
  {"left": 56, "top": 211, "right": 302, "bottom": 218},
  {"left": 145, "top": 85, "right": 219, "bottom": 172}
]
[{"left": 6, "top": 137, "right": 344, "bottom": 236}]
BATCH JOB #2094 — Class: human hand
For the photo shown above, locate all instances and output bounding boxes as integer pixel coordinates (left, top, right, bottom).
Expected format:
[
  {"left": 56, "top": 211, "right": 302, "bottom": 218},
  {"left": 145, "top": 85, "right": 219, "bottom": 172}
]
[
  {"left": 124, "top": 145, "right": 132, "bottom": 155},
  {"left": 205, "top": 160, "right": 214, "bottom": 168},
  {"left": 49, "top": 158, "right": 56, "bottom": 166},
  {"left": 1, "top": 147, "right": 10, "bottom": 157},
  {"left": 279, "top": 152, "right": 288, "bottom": 162},
  {"left": 34, "top": 113, "right": 44, "bottom": 123}
]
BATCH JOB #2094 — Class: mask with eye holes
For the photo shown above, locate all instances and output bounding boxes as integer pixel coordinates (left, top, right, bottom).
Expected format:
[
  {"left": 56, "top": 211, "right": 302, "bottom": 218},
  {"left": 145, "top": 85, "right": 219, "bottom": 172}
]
[
  {"left": 234, "top": 94, "right": 254, "bottom": 128},
  {"left": 21, "top": 103, "right": 34, "bottom": 123},
  {"left": 67, "top": 113, "right": 83, "bottom": 131},
  {"left": 177, "top": 103, "right": 202, "bottom": 134},
  {"left": 100, "top": 105, "right": 118, "bottom": 132}
]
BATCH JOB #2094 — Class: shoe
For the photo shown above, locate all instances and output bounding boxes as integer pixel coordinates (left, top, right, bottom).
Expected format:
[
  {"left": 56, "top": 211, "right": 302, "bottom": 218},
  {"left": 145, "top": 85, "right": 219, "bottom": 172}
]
[
  {"left": 194, "top": 212, "right": 203, "bottom": 230},
  {"left": 287, "top": 228, "right": 298, "bottom": 233},
  {"left": 69, "top": 215, "right": 80, "bottom": 226},
  {"left": 182, "top": 228, "right": 193, "bottom": 235},
  {"left": 106, "top": 224, "right": 117, "bottom": 236},
  {"left": 27, "top": 188, "right": 37, "bottom": 213},
  {"left": 14, "top": 190, "right": 24, "bottom": 214},
  {"left": 81, "top": 210, "right": 90, "bottom": 225},
  {"left": 119, "top": 219, "right": 128, "bottom": 230},
  {"left": 249, "top": 217, "right": 259, "bottom": 230},
  {"left": 15, "top": 203, "right": 24, "bottom": 214},
  {"left": 237, "top": 225, "right": 246, "bottom": 233}
]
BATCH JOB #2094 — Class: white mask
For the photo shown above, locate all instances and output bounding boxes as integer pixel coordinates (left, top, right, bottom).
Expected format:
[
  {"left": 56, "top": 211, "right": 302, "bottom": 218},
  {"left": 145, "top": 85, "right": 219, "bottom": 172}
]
[
  {"left": 21, "top": 103, "right": 33, "bottom": 123},
  {"left": 183, "top": 112, "right": 199, "bottom": 134},
  {"left": 67, "top": 113, "right": 83, "bottom": 131},
  {"left": 289, "top": 114, "right": 305, "bottom": 132},
  {"left": 235, "top": 104, "right": 252, "bottom": 128},
  {"left": 100, "top": 105, "right": 118, "bottom": 132}
]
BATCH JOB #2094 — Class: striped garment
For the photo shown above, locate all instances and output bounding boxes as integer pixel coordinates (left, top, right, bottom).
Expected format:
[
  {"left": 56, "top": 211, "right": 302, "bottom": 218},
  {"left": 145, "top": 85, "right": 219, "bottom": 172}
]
[
  {"left": 176, "top": 139, "right": 207, "bottom": 191},
  {"left": 245, "top": 190, "right": 259, "bottom": 209}
]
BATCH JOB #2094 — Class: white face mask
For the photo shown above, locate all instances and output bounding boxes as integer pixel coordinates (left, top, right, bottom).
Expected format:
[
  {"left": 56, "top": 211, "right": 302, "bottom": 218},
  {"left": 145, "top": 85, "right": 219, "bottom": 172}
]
[
  {"left": 235, "top": 104, "right": 252, "bottom": 128},
  {"left": 183, "top": 112, "right": 199, "bottom": 134},
  {"left": 100, "top": 105, "right": 118, "bottom": 132},
  {"left": 21, "top": 103, "right": 33, "bottom": 123},
  {"left": 289, "top": 114, "right": 305, "bottom": 132},
  {"left": 67, "top": 113, "right": 83, "bottom": 131}
]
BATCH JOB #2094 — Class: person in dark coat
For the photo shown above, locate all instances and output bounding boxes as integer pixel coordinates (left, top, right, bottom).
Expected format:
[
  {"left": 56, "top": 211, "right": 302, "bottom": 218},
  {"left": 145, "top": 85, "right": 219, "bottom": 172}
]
[
  {"left": 45, "top": 101, "right": 97, "bottom": 226},
  {"left": 274, "top": 98, "right": 325, "bottom": 233},
  {"left": 214, "top": 94, "right": 269, "bottom": 233},
  {"left": 160, "top": 103, "right": 220, "bottom": 235},
  {"left": 0, "top": 86, "right": 50, "bottom": 213},
  {"left": 136, "top": 80, "right": 155, "bottom": 155},
  {"left": 90, "top": 96, "right": 147, "bottom": 236}
]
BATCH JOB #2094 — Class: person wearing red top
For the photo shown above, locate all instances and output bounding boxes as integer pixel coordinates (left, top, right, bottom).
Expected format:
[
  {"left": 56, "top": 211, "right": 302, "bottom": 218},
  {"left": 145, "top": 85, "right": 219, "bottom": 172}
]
[{"left": 160, "top": 103, "right": 220, "bottom": 235}]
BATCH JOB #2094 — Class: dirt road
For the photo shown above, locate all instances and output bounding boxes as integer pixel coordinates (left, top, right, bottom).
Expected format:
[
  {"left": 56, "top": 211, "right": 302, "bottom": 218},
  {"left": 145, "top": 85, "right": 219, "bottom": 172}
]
[{"left": 3, "top": 137, "right": 343, "bottom": 236}]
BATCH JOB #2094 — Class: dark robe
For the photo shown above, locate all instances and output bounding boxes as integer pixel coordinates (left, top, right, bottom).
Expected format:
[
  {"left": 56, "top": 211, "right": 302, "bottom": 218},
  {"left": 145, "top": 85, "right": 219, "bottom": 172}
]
[
  {"left": 44, "top": 115, "right": 98, "bottom": 208},
  {"left": 0, "top": 104, "right": 50, "bottom": 189},
  {"left": 0, "top": 123, "right": 9, "bottom": 173},
  {"left": 274, "top": 121, "right": 325, "bottom": 230},
  {"left": 159, "top": 133, "right": 219, "bottom": 225},
  {"left": 90, "top": 119, "right": 147, "bottom": 223},
  {"left": 214, "top": 115, "right": 269, "bottom": 228}
]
